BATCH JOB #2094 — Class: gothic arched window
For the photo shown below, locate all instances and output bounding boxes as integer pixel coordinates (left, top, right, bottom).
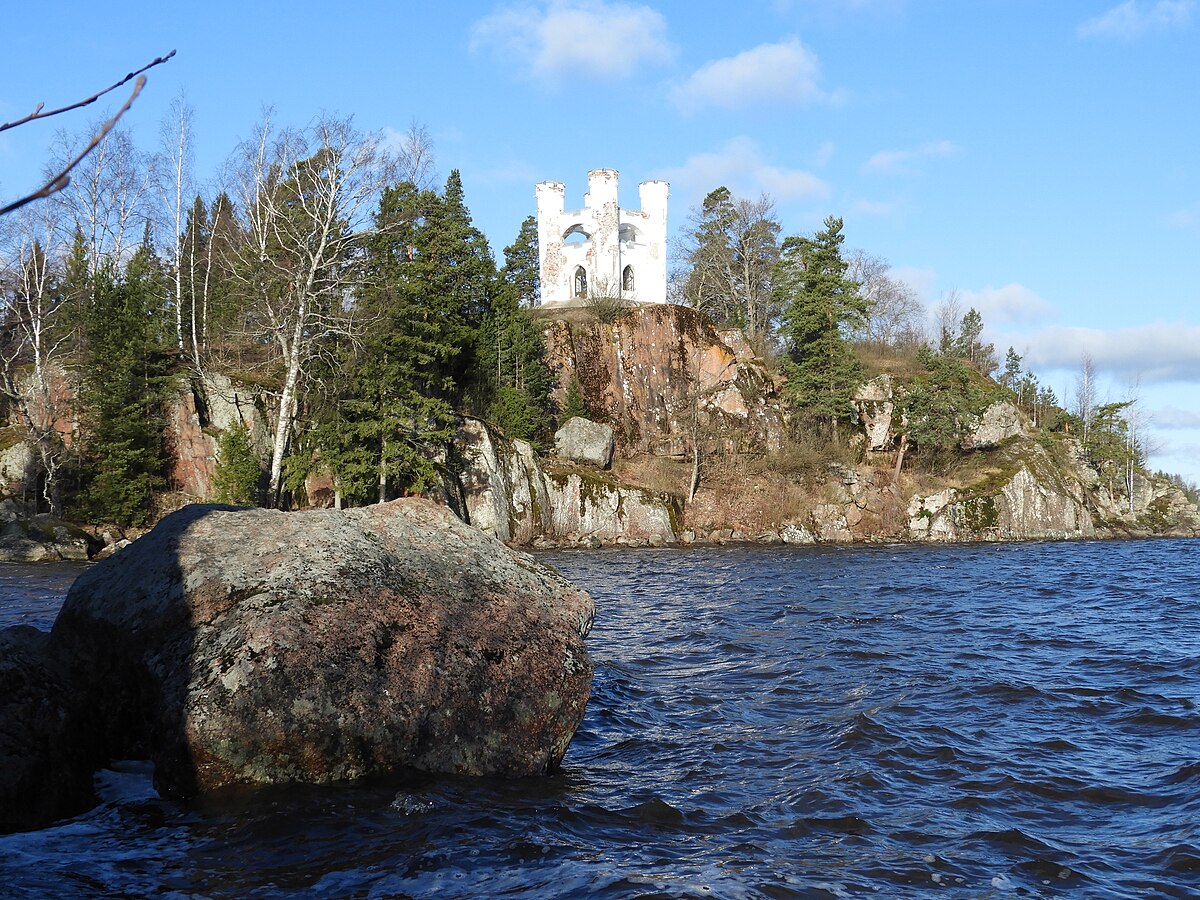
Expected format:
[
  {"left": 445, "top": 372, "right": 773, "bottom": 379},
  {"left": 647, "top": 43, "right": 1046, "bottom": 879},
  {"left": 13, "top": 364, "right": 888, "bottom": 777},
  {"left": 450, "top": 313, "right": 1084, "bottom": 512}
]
[
  {"left": 622, "top": 265, "right": 635, "bottom": 292},
  {"left": 574, "top": 266, "right": 588, "bottom": 297}
]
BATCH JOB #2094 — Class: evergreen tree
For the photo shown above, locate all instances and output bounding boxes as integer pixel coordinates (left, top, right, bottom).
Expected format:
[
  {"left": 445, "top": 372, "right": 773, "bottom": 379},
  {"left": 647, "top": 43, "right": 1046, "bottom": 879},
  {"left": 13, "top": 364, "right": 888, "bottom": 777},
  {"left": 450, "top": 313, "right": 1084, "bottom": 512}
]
[
  {"left": 899, "top": 345, "right": 987, "bottom": 463},
  {"left": 309, "top": 173, "right": 498, "bottom": 504},
  {"left": 475, "top": 216, "right": 553, "bottom": 442},
  {"left": 71, "top": 248, "right": 169, "bottom": 525},
  {"left": 501, "top": 214, "right": 540, "bottom": 308},
  {"left": 950, "top": 307, "right": 997, "bottom": 374},
  {"left": 774, "top": 216, "right": 868, "bottom": 434},
  {"left": 1002, "top": 346, "right": 1023, "bottom": 390},
  {"left": 560, "top": 377, "right": 589, "bottom": 422}
]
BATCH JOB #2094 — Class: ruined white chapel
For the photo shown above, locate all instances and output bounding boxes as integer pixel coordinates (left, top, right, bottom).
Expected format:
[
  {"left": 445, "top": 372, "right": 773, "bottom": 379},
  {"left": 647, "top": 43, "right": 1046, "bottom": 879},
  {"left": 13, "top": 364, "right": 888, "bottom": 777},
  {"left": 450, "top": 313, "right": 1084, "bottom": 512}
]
[{"left": 535, "top": 169, "right": 669, "bottom": 306}]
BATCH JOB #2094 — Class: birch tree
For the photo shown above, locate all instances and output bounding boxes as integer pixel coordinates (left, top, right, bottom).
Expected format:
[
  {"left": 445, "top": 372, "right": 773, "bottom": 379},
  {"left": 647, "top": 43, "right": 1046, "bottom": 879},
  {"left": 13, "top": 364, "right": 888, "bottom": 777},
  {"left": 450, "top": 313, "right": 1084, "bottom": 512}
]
[
  {"left": 1073, "top": 353, "right": 1097, "bottom": 441},
  {"left": 0, "top": 207, "right": 72, "bottom": 514},
  {"left": 158, "top": 95, "right": 194, "bottom": 357},
  {"left": 50, "top": 123, "right": 154, "bottom": 277},
  {"left": 679, "top": 187, "right": 781, "bottom": 354},
  {"left": 224, "top": 114, "right": 396, "bottom": 506},
  {"left": 846, "top": 250, "right": 924, "bottom": 349}
]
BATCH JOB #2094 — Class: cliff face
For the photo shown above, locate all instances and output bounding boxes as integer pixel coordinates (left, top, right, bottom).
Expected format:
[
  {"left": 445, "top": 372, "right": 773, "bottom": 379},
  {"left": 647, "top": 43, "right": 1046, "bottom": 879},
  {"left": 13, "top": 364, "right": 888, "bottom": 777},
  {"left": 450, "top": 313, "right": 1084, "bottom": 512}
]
[
  {"left": 2, "top": 308, "right": 1195, "bottom": 551},
  {"left": 165, "top": 374, "right": 270, "bottom": 502},
  {"left": 542, "top": 305, "right": 783, "bottom": 458},
  {"left": 454, "top": 418, "right": 676, "bottom": 548}
]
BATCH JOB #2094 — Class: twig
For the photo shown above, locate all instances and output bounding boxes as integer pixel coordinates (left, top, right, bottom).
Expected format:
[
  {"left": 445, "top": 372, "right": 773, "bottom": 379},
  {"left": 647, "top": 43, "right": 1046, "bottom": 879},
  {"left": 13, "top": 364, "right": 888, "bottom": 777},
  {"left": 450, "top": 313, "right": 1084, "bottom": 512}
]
[
  {"left": 0, "top": 50, "right": 175, "bottom": 133},
  {"left": 0, "top": 75, "right": 146, "bottom": 217}
]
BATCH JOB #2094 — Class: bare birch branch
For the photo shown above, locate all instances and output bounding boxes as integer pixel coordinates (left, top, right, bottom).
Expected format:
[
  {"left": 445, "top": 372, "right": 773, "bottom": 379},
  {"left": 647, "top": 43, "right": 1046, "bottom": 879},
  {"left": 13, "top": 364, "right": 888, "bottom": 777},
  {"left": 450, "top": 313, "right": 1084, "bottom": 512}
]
[{"left": 0, "top": 50, "right": 175, "bottom": 133}]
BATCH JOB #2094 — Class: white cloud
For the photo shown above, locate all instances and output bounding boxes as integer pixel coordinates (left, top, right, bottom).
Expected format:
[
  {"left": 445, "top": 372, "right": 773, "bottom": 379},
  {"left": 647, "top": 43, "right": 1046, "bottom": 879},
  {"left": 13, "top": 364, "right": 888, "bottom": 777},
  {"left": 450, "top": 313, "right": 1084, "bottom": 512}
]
[
  {"left": 851, "top": 198, "right": 896, "bottom": 216},
  {"left": 670, "top": 38, "right": 827, "bottom": 112},
  {"left": 812, "top": 141, "right": 836, "bottom": 167},
  {"left": 470, "top": 1, "right": 674, "bottom": 82},
  {"left": 1149, "top": 406, "right": 1200, "bottom": 428},
  {"left": 959, "top": 284, "right": 1055, "bottom": 327},
  {"left": 889, "top": 266, "right": 936, "bottom": 302},
  {"left": 1014, "top": 323, "right": 1200, "bottom": 384},
  {"left": 657, "top": 137, "right": 830, "bottom": 205},
  {"left": 770, "top": 0, "right": 902, "bottom": 10},
  {"left": 863, "top": 140, "right": 959, "bottom": 174},
  {"left": 1166, "top": 205, "right": 1199, "bottom": 227},
  {"left": 1077, "top": 0, "right": 1194, "bottom": 39}
]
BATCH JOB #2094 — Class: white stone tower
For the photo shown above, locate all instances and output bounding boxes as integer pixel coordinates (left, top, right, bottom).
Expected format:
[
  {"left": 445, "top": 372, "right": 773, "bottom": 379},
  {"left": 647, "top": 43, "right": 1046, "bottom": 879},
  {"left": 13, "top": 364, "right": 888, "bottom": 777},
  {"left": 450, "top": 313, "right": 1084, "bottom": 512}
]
[{"left": 535, "top": 169, "right": 669, "bottom": 306}]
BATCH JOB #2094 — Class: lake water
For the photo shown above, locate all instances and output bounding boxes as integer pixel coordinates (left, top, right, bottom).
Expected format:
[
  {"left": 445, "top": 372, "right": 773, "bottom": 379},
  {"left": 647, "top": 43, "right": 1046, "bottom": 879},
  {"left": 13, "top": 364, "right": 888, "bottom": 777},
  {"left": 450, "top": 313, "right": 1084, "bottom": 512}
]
[{"left": 1, "top": 540, "right": 1198, "bottom": 898}]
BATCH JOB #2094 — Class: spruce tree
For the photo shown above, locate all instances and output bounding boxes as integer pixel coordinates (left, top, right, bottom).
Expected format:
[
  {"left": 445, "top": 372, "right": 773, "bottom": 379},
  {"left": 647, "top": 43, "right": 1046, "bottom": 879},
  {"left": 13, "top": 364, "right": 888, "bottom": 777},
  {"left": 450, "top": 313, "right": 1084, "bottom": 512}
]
[
  {"left": 774, "top": 216, "right": 868, "bottom": 435},
  {"left": 72, "top": 247, "right": 169, "bottom": 525},
  {"left": 476, "top": 216, "right": 554, "bottom": 442},
  {"left": 309, "top": 175, "right": 492, "bottom": 504}
]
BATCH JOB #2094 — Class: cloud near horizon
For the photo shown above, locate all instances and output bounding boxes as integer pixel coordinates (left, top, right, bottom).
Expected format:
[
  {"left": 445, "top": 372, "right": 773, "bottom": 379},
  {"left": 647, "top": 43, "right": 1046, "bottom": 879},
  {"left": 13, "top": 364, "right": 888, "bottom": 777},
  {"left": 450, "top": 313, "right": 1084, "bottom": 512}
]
[
  {"left": 1149, "top": 406, "right": 1200, "bottom": 429},
  {"left": 1077, "top": 0, "right": 1194, "bottom": 39},
  {"left": 959, "top": 283, "right": 1055, "bottom": 327},
  {"left": 1004, "top": 323, "right": 1200, "bottom": 384},
  {"left": 863, "top": 140, "right": 959, "bottom": 175},
  {"left": 670, "top": 38, "right": 829, "bottom": 112},
  {"left": 657, "top": 137, "right": 830, "bottom": 208},
  {"left": 470, "top": 0, "right": 675, "bottom": 82}
]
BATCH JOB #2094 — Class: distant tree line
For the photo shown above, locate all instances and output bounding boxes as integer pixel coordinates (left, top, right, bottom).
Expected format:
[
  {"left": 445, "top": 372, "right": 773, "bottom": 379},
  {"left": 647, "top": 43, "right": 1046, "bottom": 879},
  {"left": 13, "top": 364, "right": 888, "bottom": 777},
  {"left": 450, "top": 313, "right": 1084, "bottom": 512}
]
[{"left": 674, "top": 185, "right": 1156, "bottom": 493}]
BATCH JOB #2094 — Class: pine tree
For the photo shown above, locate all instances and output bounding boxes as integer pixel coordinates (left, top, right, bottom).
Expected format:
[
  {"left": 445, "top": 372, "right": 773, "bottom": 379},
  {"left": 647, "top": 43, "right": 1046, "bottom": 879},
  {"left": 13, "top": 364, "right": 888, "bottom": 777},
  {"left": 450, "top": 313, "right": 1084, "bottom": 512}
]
[
  {"left": 1001, "top": 347, "right": 1022, "bottom": 388},
  {"left": 774, "top": 216, "right": 868, "bottom": 435},
  {"left": 898, "top": 345, "right": 987, "bottom": 469}
]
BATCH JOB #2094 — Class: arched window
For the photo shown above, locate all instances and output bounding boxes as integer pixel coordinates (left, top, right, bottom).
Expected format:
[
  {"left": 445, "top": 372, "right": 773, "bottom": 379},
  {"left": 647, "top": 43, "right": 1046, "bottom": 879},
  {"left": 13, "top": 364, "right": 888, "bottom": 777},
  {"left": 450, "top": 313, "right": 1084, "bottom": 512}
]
[
  {"left": 574, "top": 266, "right": 588, "bottom": 297},
  {"left": 622, "top": 265, "right": 635, "bottom": 292}
]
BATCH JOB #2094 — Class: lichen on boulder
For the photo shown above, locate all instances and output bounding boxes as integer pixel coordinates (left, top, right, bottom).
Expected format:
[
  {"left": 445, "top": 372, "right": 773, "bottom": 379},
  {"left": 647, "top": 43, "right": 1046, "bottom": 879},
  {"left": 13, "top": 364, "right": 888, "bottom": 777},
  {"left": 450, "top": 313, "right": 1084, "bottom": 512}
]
[{"left": 51, "top": 498, "right": 595, "bottom": 797}]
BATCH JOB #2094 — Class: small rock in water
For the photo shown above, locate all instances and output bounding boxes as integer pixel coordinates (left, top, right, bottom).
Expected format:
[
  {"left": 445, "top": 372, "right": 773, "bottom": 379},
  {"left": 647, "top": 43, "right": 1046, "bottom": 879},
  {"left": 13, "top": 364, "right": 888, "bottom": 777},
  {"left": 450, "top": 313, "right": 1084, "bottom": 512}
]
[{"left": 391, "top": 792, "right": 435, "bottom": 815}]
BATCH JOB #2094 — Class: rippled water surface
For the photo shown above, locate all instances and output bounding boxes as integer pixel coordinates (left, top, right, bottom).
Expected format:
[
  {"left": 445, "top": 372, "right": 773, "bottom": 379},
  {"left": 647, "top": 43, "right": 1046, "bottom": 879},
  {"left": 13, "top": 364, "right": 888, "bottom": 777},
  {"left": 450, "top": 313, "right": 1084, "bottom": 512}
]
[{"left": 2, "top": 540, "right": 1198, "bottom": 898}]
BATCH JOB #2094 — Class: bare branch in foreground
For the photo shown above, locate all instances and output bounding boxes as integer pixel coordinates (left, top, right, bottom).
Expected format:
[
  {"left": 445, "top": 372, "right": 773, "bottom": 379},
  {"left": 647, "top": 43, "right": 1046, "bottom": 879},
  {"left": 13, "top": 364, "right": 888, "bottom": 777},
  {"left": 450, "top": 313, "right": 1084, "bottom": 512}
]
[
  {"left": 0, "top": 49, "right": 175, "bottom": 133},
  {"left": 0, "top": 76, "right": 146, "bottom": 217}
]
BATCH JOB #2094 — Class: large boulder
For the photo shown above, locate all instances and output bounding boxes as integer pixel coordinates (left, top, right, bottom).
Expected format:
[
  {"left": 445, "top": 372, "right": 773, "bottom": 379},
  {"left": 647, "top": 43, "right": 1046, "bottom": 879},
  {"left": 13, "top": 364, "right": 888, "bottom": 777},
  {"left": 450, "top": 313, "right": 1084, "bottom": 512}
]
[
  {"left": 554, "top": 416, "right": 615, "bottom": 468},
  {"left": 0, "top": 626, "right": 96, "bottom": 833},
  {"left": 962, "top": 401, "right": 1025, "bottom": 450},
  {"left": 51, "top": 499, "right": 595, "bottom": 797},
  {"left": 852, "top": 375, "right": 898, "bottom": 452}
]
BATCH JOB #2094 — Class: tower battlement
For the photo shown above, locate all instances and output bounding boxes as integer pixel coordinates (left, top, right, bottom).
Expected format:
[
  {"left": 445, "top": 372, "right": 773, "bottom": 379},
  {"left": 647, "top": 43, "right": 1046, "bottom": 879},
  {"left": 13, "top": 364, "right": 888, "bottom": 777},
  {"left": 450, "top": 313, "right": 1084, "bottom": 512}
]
[{"left": 535, "top": 169, "right": 669, "bottom": 306}]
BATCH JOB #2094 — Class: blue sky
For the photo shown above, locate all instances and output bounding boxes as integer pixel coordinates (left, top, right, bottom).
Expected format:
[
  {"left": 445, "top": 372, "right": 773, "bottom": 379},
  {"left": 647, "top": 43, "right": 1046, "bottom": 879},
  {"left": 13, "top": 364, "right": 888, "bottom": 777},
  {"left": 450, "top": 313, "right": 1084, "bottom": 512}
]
[{"left": 4, "top": 0, "right": 1199, "bottom": 482}]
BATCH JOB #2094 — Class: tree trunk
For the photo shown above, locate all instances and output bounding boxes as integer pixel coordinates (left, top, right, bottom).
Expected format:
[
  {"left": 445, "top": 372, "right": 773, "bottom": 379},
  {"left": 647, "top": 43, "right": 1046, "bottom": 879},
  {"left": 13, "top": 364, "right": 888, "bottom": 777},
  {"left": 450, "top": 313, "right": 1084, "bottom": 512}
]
[
  {"left": 891, "top": 433, "right": 908, "bottom": 485},
  {"left": 379, "top": 436, "right": 388, "bottom": 504},
  {"left": 268, "top": 355, "right": 302, "bottom": 507}
]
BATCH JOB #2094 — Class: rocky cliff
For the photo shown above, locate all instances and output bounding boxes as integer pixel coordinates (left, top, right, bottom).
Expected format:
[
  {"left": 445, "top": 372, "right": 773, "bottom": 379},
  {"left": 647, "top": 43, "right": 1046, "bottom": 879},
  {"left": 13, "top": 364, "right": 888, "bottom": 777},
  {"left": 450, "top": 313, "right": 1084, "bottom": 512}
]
[
  {"left": 542, "top": 305, "right": 783, "bottom": 458},
  {"left": 1, "top": 305, "right": 1195, "bottom": 552},
  {"left": 454, "top": 418, "right": 676, "bottom": 548}
]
